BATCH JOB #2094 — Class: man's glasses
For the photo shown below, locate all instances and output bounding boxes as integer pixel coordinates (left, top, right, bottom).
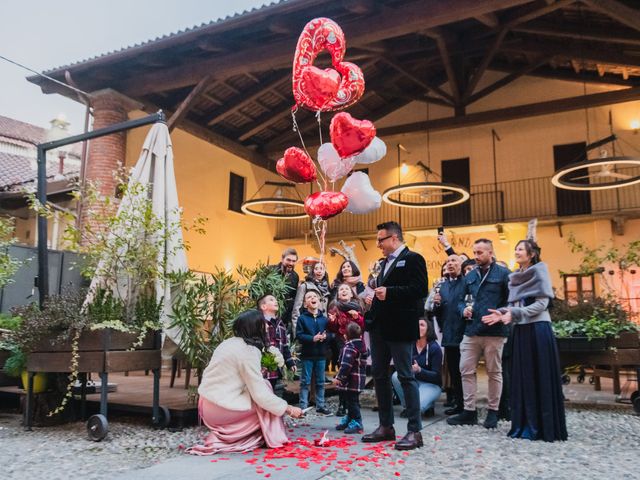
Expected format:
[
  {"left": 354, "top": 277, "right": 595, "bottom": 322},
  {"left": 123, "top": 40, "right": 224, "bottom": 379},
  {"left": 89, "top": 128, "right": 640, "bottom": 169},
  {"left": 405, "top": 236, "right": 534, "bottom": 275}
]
[{"left": 376, "top": 235, "right": 393, "bottom": 245}]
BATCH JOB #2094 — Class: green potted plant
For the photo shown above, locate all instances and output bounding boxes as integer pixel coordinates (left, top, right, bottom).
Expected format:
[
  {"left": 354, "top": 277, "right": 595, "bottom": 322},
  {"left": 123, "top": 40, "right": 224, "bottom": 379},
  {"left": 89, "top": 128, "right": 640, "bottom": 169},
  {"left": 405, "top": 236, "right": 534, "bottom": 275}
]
[{"left": 169, "top": 262, "right": 290, "bottom": 380}]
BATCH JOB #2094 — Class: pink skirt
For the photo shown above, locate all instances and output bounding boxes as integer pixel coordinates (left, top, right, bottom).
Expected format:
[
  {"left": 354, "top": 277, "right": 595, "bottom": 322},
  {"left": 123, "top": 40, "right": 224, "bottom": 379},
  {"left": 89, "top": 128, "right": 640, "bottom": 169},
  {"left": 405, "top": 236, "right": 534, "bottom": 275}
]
[{"left": 187, "top": 394, "right": 289, "bottom": 455}]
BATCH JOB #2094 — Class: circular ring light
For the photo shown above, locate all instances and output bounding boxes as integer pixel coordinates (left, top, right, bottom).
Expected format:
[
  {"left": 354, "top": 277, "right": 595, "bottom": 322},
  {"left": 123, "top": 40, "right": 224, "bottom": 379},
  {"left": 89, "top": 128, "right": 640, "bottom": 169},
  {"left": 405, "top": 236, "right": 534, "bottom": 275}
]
[
  {"left": 241, "top": 197, "right": 307, "bottom": 219},
  {"left": 551, "top": 156, "right": 640, "bottom": 191},
  {"left": 382, "top": 182, "right": 470, "bottom": 208}
]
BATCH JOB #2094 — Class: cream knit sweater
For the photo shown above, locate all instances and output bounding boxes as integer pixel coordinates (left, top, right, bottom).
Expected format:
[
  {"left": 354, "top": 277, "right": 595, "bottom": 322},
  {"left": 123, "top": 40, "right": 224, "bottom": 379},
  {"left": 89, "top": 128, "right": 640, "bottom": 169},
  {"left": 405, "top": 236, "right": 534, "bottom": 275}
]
[{"left": 198, "top": 337, "right": 287, "bottom": 416}]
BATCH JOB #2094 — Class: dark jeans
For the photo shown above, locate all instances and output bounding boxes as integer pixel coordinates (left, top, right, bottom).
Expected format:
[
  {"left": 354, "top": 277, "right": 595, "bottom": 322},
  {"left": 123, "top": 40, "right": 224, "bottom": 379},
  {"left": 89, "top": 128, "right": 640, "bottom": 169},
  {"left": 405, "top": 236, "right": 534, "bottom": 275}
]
[
  {"left": 369, "top": 331, "right": 421, "bottom": 432},
  {"left": 445, "top": 346, "right": 463, "bottom": 406},
  {"left": 344, "top": 390, "right": 361, "bottom": 422}
]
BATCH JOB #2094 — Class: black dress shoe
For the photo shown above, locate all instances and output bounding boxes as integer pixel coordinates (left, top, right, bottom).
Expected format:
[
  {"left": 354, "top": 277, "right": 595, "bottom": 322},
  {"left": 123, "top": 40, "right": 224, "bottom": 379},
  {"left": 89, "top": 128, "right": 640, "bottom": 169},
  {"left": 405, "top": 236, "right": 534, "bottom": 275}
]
[
  {"left": 394, "top": 431, "right": 423, "bottom": 450},
  {"left": 483, "top": 409, "right": 499, "bottom": 429},
  {"left": 443, "top": 399, "right": 455, "bottom": 408},
  {"left": 447, "top": 409, "right": 478, "bottom": 426},
  {"left": 444, "top": 405, "right": 463, "bottom": 416},
  {"left": 422, "top": 407, "right": 435, "bottom": 418},
  {"left": 361, "top": 425, "right": 396, "bottom": 443}
]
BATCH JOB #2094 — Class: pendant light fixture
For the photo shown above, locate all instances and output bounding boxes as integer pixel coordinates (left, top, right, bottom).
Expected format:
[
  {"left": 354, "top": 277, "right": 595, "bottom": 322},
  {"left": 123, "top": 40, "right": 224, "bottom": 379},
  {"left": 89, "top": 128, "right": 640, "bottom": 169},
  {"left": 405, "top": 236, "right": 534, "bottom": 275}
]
[
  {"left": 241, "top": 181, "right": 306, "bottom": 219},
  {"left": 382, "top": 104, "right": 470, "bottom": 208}
]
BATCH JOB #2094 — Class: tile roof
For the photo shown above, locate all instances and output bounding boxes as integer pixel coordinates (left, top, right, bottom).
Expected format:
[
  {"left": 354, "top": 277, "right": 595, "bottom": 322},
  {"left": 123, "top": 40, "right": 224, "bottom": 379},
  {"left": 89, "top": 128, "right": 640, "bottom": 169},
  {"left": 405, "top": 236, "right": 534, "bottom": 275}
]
[
  {"left": 0, "top": 151, "right": 79, "bottom": 193},
  {"left": 41, "top": 1, "right": 288, "bottom": 74},
  {"left": 0, "top": 115, "right": 47, "bottom": 145}
]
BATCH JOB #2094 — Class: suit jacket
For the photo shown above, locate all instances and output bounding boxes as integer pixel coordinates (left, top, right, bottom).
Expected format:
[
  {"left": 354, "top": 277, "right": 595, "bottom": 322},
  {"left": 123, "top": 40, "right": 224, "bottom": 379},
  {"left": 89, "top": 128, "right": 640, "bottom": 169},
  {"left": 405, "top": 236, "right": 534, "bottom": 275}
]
[{"left": 367, "top": 247, "right": 429, "bottom": 342}]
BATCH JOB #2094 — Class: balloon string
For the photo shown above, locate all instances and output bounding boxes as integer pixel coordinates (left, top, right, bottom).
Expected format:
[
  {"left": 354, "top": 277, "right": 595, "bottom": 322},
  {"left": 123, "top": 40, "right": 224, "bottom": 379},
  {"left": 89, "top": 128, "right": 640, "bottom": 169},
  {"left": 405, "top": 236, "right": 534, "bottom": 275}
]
[
  {"left": 316, "top": 111, "right": 328, "bottom": 191},
  {"left": 291, "top": 108, "right": 327, "bottom": 191},
  {"left": 312, "top": 217, "right": 327, "bottom": 263}
]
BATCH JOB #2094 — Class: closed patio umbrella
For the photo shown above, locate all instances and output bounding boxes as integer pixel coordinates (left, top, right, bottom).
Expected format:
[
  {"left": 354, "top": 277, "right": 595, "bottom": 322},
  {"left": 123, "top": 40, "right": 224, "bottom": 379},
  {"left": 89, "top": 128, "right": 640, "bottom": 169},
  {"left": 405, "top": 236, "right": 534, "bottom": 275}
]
[{"left": 87, "top": 121, "right": 186, "bottom": 353}]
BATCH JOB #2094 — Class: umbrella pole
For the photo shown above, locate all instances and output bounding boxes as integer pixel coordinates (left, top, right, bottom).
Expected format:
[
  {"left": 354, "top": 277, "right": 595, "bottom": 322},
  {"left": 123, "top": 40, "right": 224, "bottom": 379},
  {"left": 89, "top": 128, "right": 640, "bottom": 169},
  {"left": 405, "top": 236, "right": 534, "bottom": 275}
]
[{"left": 36, "top": 111, "right": 166, "bottom": 307}]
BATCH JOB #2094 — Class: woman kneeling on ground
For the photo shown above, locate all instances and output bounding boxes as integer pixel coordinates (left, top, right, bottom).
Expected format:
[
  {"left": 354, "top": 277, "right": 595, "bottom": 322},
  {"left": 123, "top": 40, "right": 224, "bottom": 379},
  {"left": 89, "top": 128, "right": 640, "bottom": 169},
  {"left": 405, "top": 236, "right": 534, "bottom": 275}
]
[{"left": 188, "top": 310, "right": 303, "bottom": 455}]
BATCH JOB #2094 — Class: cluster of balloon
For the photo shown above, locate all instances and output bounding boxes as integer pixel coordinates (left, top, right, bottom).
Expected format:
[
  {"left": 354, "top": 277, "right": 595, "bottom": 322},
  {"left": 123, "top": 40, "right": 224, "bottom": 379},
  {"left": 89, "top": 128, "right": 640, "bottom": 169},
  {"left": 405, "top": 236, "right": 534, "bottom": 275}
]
[{"left": 276, "top": 17, "right": 387, "bottom": 256}]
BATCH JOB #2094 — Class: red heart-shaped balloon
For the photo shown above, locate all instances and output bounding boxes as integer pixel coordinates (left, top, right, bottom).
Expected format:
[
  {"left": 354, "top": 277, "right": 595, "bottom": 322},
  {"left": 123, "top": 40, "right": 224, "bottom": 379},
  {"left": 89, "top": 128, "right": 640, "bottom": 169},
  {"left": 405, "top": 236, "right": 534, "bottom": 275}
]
[
  {"left": 330, "top": 112, "right": 376, "bottom": 158},
  {"left": 276, "top": 147, "right": 317, "bottom": 183},
  {"left": 292, "top": 18, "right": 364, "bottom": 112},
  {"left": 299, "top": 66, "right": 341, "bottom": 111},
  {"left": 304, "top": 191, "right": 349, "bottom": 220}
]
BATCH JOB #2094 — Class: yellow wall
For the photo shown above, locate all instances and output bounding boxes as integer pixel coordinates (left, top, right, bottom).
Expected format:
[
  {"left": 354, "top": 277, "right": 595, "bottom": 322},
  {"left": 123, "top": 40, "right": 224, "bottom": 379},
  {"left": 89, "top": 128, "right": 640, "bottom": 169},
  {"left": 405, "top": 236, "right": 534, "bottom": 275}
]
[
  {"left": 124, "top": 123, "right": 289, "bottom": 273},
  {"left": 121, "top": 73, "right": 640, "bottom": 295}
]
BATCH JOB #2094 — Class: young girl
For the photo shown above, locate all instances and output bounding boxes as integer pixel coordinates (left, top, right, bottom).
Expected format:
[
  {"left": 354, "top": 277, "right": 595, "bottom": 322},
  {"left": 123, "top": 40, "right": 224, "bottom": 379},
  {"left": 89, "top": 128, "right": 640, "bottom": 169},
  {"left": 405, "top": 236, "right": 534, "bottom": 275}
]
[
  {"left": 328, "top": 283, "right": 364, "bottom": 416},
  {"left": 333, "top": 322, "right": 369, "bottom": 434}
]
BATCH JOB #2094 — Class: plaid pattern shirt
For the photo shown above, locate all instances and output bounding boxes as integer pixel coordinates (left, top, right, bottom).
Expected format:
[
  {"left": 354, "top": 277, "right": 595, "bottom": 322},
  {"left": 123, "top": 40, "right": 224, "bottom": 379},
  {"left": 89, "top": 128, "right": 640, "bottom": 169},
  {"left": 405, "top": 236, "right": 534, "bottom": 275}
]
[
  {"left": 335, "top": 338, "right": 369, "bottom": 392},
  {"left": 263, "top": 315, "right": 295, "bottom": 380}
]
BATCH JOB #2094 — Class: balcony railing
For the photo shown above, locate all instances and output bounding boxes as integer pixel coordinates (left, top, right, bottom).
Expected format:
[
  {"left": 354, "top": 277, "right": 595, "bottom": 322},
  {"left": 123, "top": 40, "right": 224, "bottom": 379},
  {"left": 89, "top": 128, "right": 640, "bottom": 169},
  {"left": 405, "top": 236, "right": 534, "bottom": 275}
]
[{"left": 275, "top": 167, "right": 640, "bottom": 240}]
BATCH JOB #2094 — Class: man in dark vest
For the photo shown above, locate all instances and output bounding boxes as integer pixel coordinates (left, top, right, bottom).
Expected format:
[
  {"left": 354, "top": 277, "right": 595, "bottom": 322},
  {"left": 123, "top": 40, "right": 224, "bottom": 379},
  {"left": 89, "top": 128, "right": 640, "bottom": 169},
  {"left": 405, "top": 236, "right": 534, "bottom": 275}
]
[{"left": 362, "top": 221, "right": 428, "bottom": 450}]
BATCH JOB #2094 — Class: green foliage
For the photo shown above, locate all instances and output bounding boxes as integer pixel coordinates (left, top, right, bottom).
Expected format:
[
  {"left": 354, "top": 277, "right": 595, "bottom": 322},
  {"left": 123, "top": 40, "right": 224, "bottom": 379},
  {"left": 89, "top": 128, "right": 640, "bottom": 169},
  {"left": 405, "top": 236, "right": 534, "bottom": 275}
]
[
  {"left": 2, "top": 343, "right": 26, "bottom": 377},
  {"left": 0, "top": 217, "right": 21, "bottom": 289},
  {"left": 551, "top": 296, "right": 638, "bottom": 340},
  {"left": 169, "top": 262, "right": 289, "bottom": 372},
  {"left": 0, "top": 313, "right": 21, "bottom": 331}
]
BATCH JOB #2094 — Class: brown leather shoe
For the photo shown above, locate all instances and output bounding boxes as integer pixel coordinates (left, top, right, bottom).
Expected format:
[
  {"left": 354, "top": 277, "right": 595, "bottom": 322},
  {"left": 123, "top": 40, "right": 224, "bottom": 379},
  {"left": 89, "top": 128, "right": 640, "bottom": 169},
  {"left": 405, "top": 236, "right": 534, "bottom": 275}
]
[
  {"left": 394, "top": 431, "right": 423, "bottom": 450},
  {"left": 361, "top": 425, "right": 396, "bottom": 443}
]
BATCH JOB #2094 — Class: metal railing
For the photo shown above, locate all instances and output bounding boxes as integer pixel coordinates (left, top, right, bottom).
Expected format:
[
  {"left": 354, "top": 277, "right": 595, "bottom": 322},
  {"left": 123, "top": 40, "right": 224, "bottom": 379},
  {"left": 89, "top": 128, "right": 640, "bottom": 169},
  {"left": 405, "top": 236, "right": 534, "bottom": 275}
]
[{"left": 275, "top": 167, "right": 640, "bottom": 240}]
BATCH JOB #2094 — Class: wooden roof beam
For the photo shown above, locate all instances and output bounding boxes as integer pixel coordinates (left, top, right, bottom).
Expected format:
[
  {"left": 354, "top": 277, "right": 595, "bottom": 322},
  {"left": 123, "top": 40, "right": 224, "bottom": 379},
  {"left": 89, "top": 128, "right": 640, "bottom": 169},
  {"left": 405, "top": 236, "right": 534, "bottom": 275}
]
[
  {"left": 475, "top": 13, "right": 500, "bottom": 28},
  {"left": 378, "top": 56, "right": 455, "bottom": 104},
  {"left": 503, "top": 39, "right": 640, "bottom": 69},
  {"left": 467, "top": 56, "right": 550, "bottom": 104},
  {"left": 490, "top": 61, "right": 640, "bottom": 86},
  {"left": 513, "top": 22, "right": 640, "bottom": 46},
  {"left": 463, "top": 28, "right": 508, "bottom": 102},
  {"left": 377, "top": 86, "right": 640, "bottom": 138},
  {"left": 582, "top": 0, "right": 640, "bottom": 33},
  {"left": 425, "top": 28, "right": 462, "bottom": 105},
  {"left": 205, "top": 72, "right": 289, "bottom": 125},
  {"left": 167, "top": 75, "right": 213, "bottom": 132},
  {"left": 113, "top": 0, "right": 533, "bottom": 96}
]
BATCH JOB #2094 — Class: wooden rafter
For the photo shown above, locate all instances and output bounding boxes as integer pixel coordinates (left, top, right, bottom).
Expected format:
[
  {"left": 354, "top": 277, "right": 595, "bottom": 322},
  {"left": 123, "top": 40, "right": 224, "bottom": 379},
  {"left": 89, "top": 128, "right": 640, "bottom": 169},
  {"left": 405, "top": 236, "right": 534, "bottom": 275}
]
[
  {"left": 490, "top": 61, "right": 640, "bottom": 86},
  {"left": 107, "top": 0, "right": 533, "bottom": 96},
  {"left": 167, "top": 75, "right": 213, "bottom": 132},
  {"left": 503, "top": 38, "right": 640, "bottom": 69},
  {"left": 513, "top": 22, "right": 640, "bottom": 46},
  {"left": 377, "top": 86, "right": 640, "bottom": 137},
  {"left": 205, "top": 71, "right": 290, "bottom": 126},
  {"left": 378, "top": 56, "right": 454, "bottom": 104},
  {"left": 467, "top": 56, "right": 550, "bottom": 104},
  {"left": 237, "top": 103, "right": 295, "bottom": 142},
  {"left": 582, "top": 0, "right": 640, "bottom": 32},
  {"left": 464, "top": 0, "right": 576, "bottom": 101},
  {"left": 463, "top": 28, "right": 508, "bottom": 102},
  {"left": 426, "top": 28, "right": 462, "bottom": 104},
  {"left": 475, "top": 12, "right": 500, "bottom": 28}
]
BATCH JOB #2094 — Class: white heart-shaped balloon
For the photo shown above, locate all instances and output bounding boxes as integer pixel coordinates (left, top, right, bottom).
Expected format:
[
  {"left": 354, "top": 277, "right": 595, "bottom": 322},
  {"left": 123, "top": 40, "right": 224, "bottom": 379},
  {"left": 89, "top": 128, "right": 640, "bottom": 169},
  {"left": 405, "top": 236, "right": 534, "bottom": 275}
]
[
  {"left": 352, "top": 136, "right": 387, "bottom": 165},
  {"left": 341, "top": 171, "right": 381, "bottom": 214},
  {"left": 318, "top": 143, "right": 356, "bottom": 183}
]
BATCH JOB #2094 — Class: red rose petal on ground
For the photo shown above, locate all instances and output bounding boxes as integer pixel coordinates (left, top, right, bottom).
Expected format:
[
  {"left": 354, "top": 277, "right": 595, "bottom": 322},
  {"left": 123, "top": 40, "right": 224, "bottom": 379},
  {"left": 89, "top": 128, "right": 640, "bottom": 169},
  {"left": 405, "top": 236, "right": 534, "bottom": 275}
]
[
  {"left": 264, "top": 475, "right": 271, "bottom": 478},
  {"left": 434, "top": 435, "right": 441, "bottom": 441},
  {"left": 395, "top": 472, "right": 401, "bottom": 476}
]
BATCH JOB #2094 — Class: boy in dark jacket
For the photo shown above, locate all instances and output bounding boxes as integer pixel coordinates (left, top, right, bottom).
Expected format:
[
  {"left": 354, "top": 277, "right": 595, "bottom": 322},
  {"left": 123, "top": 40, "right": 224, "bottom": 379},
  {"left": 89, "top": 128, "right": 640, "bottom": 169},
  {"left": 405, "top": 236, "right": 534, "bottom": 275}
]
[
  {"left": 333, "top": 322, "right": 370, "bottom": 434},
  {"left": 296, "top": 290, "right": 332, "bottom": 415}
]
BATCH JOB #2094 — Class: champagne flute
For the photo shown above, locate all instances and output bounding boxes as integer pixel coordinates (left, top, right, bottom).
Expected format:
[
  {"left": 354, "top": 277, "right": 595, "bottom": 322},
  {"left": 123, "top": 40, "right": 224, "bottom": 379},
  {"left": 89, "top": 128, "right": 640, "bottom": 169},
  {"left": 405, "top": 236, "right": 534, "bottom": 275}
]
[
  {"left": 464, "top": 293, "right": 474, "bottom": 319},
  {"left": 369, "top": 260, "right": 382, "bottom": 280}
]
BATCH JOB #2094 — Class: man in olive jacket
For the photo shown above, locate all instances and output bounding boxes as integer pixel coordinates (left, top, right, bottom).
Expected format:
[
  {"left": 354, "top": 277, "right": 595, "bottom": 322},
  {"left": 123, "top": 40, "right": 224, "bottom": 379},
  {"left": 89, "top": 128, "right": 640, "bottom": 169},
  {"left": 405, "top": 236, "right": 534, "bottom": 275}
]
[
  {"left": 447, "top": 238, "right": 510, "bottom": 429},
  {"left": 362, "top": 221, "right": 428, "bottom": 451}
]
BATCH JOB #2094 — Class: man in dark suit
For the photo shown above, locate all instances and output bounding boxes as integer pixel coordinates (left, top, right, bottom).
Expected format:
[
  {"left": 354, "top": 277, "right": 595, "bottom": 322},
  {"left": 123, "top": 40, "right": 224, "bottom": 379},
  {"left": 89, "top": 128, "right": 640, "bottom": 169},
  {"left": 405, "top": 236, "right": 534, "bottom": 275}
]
[
  {"left": 271, "top": 247, "right": 299, "bottom": 331},
  {"left": 362, "top": 221, "right": 428, "bottom": 450}
]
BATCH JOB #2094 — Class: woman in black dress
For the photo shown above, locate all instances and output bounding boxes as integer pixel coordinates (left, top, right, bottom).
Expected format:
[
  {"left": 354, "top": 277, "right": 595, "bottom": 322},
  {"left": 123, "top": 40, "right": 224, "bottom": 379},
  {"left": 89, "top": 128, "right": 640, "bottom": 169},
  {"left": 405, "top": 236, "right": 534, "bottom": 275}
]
[{"left": 482, "top": 239, "right": 567, "bottom": 442}]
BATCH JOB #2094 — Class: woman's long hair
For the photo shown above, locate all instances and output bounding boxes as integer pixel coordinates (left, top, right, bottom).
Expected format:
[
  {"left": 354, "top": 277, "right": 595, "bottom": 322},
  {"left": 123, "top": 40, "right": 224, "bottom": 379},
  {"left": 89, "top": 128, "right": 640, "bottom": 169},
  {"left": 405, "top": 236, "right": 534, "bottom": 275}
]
[
  {"left": 233, "top": 309, "right": 267, "bottom": 351},
  {"left": 335, "top": 260, "right": 361, "bottom": 283},
  {"left": 305, "top": 261, "right": 329, "bottom": 283},
  {"left": 421, "top": 317, "right": 438, "bottom": 343}
]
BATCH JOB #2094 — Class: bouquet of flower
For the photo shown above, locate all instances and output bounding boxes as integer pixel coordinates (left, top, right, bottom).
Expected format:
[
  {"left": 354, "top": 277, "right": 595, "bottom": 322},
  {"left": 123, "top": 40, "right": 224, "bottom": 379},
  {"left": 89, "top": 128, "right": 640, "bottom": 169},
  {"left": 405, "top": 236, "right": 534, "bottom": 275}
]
[{"left": 261, "top": 345, "right": 285, "bottom": 372}]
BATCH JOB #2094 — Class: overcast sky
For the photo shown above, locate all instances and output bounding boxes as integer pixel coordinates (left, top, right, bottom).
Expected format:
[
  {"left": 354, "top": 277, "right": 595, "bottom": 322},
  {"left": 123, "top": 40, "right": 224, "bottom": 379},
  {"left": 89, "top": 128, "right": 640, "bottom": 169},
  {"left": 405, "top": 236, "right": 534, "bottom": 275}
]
[{"left": 0, "top": 0, "right": 269, "bottom": 133}]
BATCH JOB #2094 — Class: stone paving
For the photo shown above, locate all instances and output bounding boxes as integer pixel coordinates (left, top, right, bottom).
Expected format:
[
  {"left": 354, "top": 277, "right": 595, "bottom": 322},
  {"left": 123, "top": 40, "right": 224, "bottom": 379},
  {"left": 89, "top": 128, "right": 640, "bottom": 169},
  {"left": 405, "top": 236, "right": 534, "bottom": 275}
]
[{"left": 0, "top": 373, "right": 638, "bottom": 480}]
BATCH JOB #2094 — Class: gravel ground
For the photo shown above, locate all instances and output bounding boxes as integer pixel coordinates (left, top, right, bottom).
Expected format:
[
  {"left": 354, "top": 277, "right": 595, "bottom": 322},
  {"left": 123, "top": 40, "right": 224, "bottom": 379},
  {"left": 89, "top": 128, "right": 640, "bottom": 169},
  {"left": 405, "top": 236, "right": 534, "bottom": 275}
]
[{"left": 1, "top": 406, "right": 639, "bottom": 480}]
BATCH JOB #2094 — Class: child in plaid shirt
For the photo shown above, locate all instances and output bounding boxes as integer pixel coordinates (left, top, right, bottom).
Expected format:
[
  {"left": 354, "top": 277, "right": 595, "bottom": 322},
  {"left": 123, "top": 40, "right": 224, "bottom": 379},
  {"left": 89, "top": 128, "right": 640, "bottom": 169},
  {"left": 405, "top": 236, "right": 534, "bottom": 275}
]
[
  {"left": 333, "top": 322, "right": 369, "bottom": 434},
  {"left": 258, "top": 294, "right": 296, "bottom": 394}
]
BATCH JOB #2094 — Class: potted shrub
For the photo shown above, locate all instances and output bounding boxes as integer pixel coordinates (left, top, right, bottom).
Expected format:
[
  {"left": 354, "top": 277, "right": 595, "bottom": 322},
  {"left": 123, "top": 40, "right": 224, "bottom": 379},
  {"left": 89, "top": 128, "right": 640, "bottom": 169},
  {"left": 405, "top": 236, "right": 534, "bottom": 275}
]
[
  {"left": 169, "top": 262, "right": 290, "bottom": 383},
  {"left": 552, "top": 296, "right": 639, "bottom": 352}
]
